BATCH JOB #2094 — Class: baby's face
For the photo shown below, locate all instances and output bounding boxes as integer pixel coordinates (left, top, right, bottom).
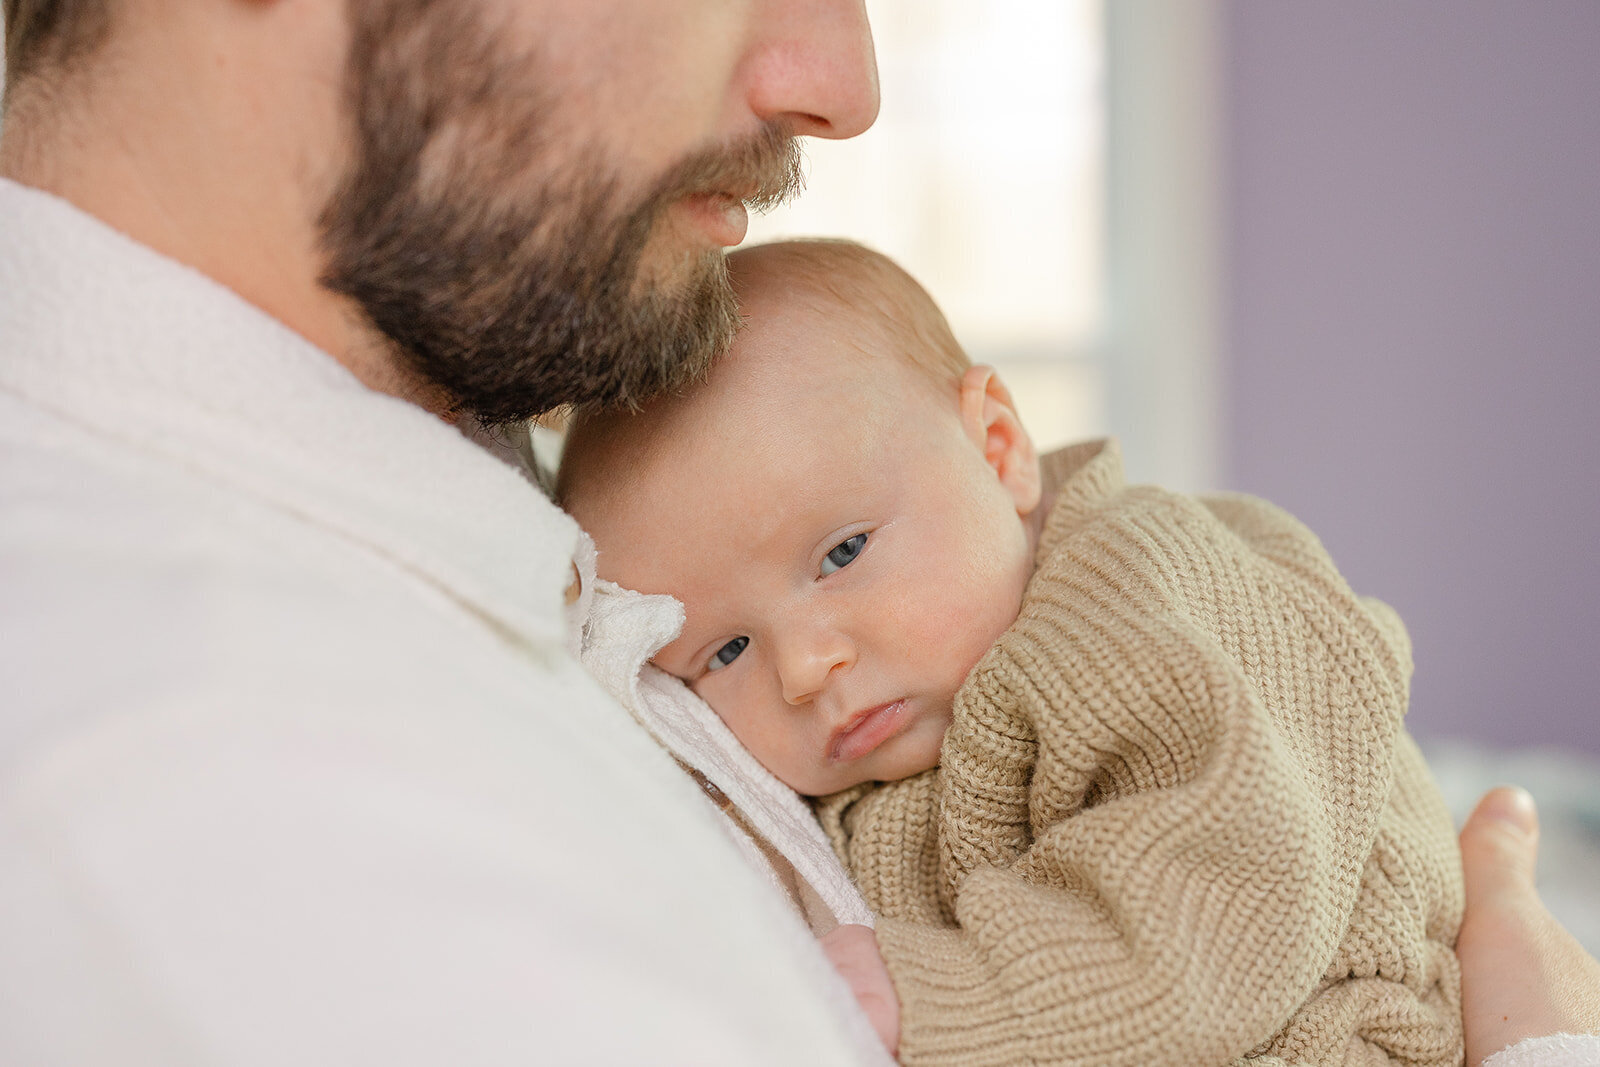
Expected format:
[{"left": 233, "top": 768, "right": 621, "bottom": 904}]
[{"left": 567, "top": 298, "right": 1038, "bottom": 796}]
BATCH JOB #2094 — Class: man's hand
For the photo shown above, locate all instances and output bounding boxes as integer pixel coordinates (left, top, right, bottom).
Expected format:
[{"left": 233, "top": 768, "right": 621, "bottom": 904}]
[
  {"left": 1459, "top": 786, "right": 1600, "bottom": 1065},
  {"left": 820, "top": 924, "right": 900, "bottom": 1057}
]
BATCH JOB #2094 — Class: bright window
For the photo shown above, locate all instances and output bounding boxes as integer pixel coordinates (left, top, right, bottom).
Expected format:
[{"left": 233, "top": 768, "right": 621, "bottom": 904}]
[{"left": 745, "top": 0, "right": 1108, "bottom": 452}]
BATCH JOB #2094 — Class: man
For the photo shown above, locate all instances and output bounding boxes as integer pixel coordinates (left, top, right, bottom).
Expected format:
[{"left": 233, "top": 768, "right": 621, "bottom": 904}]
[
  {"left": 2, "top": 1, "right": 886, "bottom": 1062},
  {"left": 0, "top": 1, "right": 1594, "bottom": 1063}
]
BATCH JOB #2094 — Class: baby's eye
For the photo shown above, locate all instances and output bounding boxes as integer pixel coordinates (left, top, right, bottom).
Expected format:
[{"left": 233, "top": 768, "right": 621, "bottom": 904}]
[
  {"left": 706, "top": 636, "right": 749, "bottom": 672},
  {"left": 820, "top": 533, "right": 868, "bottom": 576}
]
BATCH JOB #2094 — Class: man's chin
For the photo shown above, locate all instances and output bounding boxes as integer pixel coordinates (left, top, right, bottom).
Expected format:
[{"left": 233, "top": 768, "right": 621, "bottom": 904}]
[
  {"left": 629, "top": 230, "right": 732, "bottom": 302},
  {"left": 443, "top": 257, "right": 738, "bottom": 423}
]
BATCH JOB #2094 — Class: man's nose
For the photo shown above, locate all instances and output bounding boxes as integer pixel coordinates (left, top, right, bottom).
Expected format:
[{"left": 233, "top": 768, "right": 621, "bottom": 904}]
[
  {"left": 743, "top": 0, "right": 880, "bottom": 141},
  {"left": 777, "top": 624, "right": 856, "bottom": 706}
]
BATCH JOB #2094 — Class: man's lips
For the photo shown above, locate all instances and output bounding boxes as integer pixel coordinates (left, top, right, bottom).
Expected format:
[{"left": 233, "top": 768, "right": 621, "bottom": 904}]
[
  {"left": 677, "top": 191, "right": 749, "bottom": 247},
  {"left": 829, "top": 700, "right": 910, "bottom": 763}
]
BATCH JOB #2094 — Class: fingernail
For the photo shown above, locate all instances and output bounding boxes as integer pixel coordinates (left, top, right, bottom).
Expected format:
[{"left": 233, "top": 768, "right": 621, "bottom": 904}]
[{"left": 1481, "top": 785, "right": 1538, "bottom": 835}]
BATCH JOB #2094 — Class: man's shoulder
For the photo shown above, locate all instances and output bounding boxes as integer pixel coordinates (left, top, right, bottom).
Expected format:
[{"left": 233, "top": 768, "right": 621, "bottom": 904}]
[
  {"left": 1, "top": 392, "right": 580, "bottom": 765},
  {"left": 2, "top": 391, "right": 450, "bottom": 623}
]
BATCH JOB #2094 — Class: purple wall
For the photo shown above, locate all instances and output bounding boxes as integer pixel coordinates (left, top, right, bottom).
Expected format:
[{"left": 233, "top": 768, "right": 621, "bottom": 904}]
[{"left": 1220, "top": 3, "right": 1600, "bottom": 754}]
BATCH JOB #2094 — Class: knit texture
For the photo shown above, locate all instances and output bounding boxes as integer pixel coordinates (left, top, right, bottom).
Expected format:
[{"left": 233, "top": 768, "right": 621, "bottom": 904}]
[{"left": 816, "top": 440, "right": 1463, "bottom": 1066}]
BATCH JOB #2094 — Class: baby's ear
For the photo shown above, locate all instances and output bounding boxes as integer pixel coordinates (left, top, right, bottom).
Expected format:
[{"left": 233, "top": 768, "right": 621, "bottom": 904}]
[{"left": 959, "top": 366, "right": 1042, "bottom": 516}]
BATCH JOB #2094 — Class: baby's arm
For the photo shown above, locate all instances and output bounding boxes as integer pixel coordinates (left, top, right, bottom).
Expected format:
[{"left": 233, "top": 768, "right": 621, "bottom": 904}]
[
  {"left": 847, "top": 483, "right": 1416, "bottom": 1065},
  {"left": 819, "top": 924, "right": 900, "bottom": 1057}
]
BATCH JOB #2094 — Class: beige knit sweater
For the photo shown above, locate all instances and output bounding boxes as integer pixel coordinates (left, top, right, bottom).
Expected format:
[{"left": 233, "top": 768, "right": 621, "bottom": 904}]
[{"left": 816, "top": 440, "right": 1463, "bottom": 1067}]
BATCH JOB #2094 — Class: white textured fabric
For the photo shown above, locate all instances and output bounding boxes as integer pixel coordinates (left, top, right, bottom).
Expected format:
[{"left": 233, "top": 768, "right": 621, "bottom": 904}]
[
  {"left": 1486, "top": 1035, "right": 1600, "bottom": 1067},
  {"left": 577, "top": 577, "right": 874, "bottom": 931},
  {"left": 0, "top": 177, "right": 889, "bottom": 1065}
]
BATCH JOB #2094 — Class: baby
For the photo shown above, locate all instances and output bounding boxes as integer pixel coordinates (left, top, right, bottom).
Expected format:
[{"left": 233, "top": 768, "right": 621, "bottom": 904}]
[{"left": 558, "top": 239, "right": 1464, "bottom": 1066}]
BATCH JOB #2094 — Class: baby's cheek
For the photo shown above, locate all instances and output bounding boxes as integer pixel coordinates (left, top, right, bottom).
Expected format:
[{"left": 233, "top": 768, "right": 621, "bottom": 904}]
[
  {"left": 902, "top": 583, "right": 1008, "bottom": 685},
  {"left": 936, "top": 561, "right": 1031, "bottom": 679},
  {"left": 699, "top": 669, "right": 819, "bottom": 787}
]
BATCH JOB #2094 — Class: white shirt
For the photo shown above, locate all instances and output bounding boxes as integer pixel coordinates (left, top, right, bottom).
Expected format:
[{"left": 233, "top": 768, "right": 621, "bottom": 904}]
[{"left": 0, "top": 178, "right": 887, "bottom": 1065}]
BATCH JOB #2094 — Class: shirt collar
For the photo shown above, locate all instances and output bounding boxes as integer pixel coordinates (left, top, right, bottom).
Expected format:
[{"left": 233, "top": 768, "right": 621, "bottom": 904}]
[{"left": 0, "top": 177, "right": 579, "bottom": 650}]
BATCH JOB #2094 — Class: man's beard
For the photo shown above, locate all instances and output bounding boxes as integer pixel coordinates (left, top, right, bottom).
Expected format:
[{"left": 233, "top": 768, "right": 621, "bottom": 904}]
[{"left": 317, "top": 1, "right": 802, "bottom": 426}]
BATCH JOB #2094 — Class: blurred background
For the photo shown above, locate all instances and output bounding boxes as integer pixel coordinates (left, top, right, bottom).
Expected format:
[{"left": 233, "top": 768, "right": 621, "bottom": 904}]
[
  {"left": 1217, "top": 6, "right": 1600, "bottom": 950},
  {"left": 747, "top": 0, "right": 1600, "bottom": 762}
]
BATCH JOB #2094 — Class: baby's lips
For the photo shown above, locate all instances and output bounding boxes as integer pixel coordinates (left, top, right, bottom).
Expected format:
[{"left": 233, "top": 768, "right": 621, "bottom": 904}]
[{"left": 829, "top": 700, "right": 908, "bottom": 763}]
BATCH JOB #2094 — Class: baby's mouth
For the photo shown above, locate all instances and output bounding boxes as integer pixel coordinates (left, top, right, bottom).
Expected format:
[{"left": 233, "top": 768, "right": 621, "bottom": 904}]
[{"left": 829, "top": 700, "right": 909, "bottom": 763}]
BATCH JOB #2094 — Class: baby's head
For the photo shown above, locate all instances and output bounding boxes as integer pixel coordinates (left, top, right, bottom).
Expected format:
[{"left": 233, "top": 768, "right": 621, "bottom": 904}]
[{"left": 559, "top": 240, "right": 1042, "bottom": 795}]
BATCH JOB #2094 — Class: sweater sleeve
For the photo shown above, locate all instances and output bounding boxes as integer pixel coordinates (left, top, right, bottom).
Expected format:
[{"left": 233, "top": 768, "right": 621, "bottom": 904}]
[{"left": 862, "top": 484, "right": 1411, "bottom": 1066}]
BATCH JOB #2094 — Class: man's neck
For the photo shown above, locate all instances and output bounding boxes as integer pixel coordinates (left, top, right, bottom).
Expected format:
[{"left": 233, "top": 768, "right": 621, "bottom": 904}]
[{"left": 0, "top": 33, "right": 453, "bottom": 421}]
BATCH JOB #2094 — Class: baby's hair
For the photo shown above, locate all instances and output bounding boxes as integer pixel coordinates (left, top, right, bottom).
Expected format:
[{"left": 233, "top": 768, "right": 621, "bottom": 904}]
[
  {"left": 728, "top": 238, "right": 970, "bottom": 385},
  {"left": 557, "top": 239, "right": 969, "bottom": 510}
]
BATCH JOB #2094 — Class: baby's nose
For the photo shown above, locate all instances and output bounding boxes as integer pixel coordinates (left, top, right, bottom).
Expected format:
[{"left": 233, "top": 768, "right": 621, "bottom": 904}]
[{"left": 778, "top": 627, "right": 856, "bottom": 705}]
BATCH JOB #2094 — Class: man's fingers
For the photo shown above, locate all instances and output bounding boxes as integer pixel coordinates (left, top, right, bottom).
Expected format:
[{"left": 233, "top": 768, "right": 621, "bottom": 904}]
[
  {"left": 1457, "top": 786, "right": 1600, "bottom": 1063},
  {"left": 1460, "top": 785, "right": 1540, "bottom": 900}
]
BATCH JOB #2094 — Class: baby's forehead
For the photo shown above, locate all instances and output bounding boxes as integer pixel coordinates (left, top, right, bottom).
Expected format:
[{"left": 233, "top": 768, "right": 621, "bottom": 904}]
[
  {"left": 558, "top": 370, "right": 783, "bottom": 521},
  {"left": 564, "top": 343, "right": 901, "bottom": 512},
  {"left": 732, "top": 251, "right": 906, "bottom": 338},
  {"left": 730, "top": 243, "right": 968, "bottom": 385},
  {"left": 562, "top": 243, "right": 963, "bottom": 520}
]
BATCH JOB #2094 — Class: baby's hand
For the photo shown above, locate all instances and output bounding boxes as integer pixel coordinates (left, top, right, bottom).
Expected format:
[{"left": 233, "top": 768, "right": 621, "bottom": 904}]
[{"left": 820, "top": 923, "right": 900, "bottom": 1057}]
